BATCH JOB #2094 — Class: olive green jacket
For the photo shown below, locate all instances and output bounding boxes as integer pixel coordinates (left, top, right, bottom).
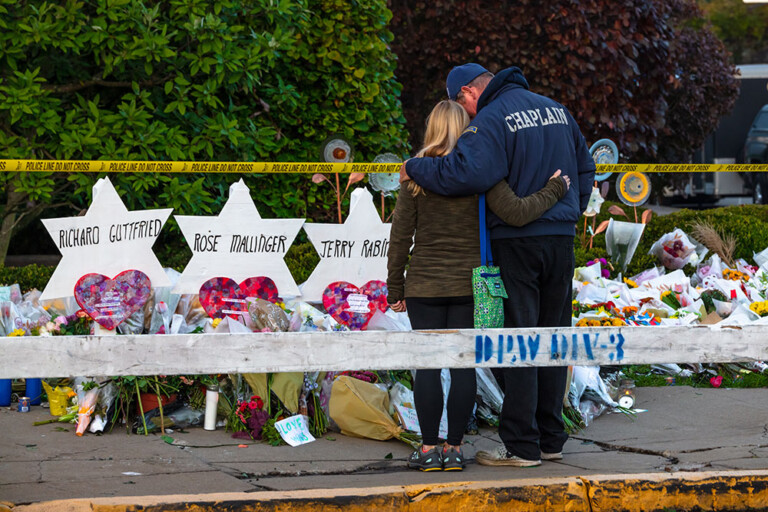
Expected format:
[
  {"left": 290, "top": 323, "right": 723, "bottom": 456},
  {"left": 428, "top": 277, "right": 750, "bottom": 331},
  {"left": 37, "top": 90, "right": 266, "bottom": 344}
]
[{"left": 386, "top": 177, "right": 567, "bottom": 302}]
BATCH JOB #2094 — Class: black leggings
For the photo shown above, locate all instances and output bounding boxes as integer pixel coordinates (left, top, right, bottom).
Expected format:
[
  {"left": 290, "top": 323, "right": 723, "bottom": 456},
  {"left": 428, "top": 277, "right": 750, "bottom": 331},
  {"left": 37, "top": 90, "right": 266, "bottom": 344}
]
[{"left": 406, "top": 296, "right": 477, "bottom": 446}]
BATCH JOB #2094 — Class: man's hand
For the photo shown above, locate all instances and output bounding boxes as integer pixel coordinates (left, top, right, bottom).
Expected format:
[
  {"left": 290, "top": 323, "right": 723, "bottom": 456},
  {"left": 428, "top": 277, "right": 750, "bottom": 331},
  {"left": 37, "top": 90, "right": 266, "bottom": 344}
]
[
  {"left": 389, "top": 299, "right": 407, "bottom": 312},
  {"left": 399, "top": 160, "right": 411, "bottom": 184}
]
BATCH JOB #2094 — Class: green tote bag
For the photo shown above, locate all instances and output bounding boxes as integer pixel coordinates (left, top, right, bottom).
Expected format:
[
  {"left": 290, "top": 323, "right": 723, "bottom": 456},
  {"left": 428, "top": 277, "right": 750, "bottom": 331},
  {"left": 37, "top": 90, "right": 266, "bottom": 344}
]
[{"left": 472, "top": 194, "right": 508, "bottom": 328}]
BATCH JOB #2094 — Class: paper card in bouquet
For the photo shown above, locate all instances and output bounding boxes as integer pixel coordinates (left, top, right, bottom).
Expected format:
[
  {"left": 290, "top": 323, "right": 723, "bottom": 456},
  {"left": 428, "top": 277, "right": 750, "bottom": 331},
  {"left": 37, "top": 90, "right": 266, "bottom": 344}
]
[
  {"left": 199, "top": 276, "right": 280, "bottom": 320},
  {"left": 322, "top": 280, "right": 388, "bottom": 330},
  {"left": 74, "top": 270, "right": 152, "bottom": 330}
]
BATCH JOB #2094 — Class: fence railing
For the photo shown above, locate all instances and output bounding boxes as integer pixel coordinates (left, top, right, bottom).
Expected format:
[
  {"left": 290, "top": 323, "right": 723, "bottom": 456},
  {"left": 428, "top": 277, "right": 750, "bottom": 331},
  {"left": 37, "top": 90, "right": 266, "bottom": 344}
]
[{"left": 1, "top": 325, "right": 766, "bottom": 379}]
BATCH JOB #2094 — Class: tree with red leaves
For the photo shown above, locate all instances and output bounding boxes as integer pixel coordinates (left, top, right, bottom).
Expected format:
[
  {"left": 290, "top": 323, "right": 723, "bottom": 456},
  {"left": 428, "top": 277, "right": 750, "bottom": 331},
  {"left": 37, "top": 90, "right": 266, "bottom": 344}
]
[{"left": 390, "top": 0, "right": 738, "bottom": 163}]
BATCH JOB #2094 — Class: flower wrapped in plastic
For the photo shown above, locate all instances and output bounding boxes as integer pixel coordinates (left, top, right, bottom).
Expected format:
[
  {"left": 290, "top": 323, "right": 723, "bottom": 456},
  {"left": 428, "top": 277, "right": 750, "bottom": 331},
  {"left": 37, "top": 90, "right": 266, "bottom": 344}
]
[
  {"left": 329, "top": 376, "right": 420, "bottom": 448},
  {"left": 649, "top": 229, "right": 698, "bottom": 270}
]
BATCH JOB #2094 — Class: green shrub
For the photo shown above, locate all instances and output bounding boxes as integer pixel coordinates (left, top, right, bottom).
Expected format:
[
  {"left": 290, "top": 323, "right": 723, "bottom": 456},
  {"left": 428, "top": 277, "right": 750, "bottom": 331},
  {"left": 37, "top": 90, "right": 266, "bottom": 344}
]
[
  {"left": 1, "top": 0, "right": 410, "bottom": 264},
  {"left": 0, "top": 264, "right": 55, "bottom": 293},
  {"left": 285, "top": 242, "right": 320, "bottom": 285}
]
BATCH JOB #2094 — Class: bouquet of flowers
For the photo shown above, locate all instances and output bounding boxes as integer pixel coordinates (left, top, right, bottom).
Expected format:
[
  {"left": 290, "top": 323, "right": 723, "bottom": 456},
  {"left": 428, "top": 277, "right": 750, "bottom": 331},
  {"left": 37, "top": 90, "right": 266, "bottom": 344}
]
[
  {"left": 231, "top": 395, "right": 270, "bottom": 441},
  {"left": 302, "top": 372, "right": 328, "bottom": 438},
  {"left": 32, "top": 311, "right": 92, "bottom": 336},
  {"left": 749, "top": 301, "right": 768, "bottom": 317},
  {"left": 650, "top": 229, "right": 697, "bottom": 270}
]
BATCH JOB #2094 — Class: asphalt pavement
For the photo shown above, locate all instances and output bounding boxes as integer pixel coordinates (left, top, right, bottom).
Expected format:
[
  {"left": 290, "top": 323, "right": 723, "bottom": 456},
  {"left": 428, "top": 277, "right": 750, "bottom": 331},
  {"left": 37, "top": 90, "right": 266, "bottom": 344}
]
[{"left": 1, "top": 386, "right": 767, "bottom": 510}]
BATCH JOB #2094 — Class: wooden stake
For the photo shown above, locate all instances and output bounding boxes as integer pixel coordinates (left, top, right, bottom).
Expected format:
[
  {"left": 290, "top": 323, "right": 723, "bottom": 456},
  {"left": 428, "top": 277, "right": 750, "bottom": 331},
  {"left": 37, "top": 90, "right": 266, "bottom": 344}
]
[{"left": 335, "top": 173, "right": 342, "bottom": 223}]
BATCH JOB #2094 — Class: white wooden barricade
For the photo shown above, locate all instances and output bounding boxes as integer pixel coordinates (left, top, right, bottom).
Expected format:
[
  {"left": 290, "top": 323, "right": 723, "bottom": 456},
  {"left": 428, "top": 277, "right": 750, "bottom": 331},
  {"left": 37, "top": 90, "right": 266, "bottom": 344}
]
[{"left": 1, "top": 325, "right": 767, "bottom": 379}]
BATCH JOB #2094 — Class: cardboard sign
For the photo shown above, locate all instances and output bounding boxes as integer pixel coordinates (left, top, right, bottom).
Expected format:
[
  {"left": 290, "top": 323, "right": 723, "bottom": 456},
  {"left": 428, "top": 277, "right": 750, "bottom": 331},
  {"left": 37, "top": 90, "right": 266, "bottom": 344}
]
[
  {"left": 74, "top": 270, "right": 152, "bottom": 330},
  {"left": 394, "top": 403, "right": 448, "bottom": 439},
  {"left": 300, "top": 188, "right": 391, "bottom": 302},
  {"left": 174, "top": 180, "right": 304, "bottom": 297},
  {"left": 274, "top": 415, "right": 316, "bottom": 447},
  {"left": 40, "top": 178, "right": 172, "bottom": 301},
  {"left": 322, "top": 280, "right": 388, "bottom": 330}
]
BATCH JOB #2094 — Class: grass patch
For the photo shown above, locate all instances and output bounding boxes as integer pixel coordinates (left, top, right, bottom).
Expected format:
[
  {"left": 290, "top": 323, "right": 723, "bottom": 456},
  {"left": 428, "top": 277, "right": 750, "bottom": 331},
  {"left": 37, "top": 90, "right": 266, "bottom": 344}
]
[{"left": 622, "top": 364, "right": 768, "bottom": 388}]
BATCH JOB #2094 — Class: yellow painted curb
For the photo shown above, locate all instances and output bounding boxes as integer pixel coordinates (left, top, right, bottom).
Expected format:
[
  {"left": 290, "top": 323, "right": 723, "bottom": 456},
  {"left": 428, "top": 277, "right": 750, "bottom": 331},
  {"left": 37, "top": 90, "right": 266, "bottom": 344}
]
[
  {"left": 584, "top": 470, "right": 768, "bottom": 512},
  {"left": 11, "top": 471, "right": 768, "bottom": 512}
]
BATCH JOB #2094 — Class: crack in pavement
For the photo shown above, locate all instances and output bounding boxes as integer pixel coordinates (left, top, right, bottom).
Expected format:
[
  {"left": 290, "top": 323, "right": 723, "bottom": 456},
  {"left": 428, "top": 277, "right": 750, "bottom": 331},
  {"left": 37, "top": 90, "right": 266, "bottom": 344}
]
[
  {"left": 234, "top": 461, "right": 409, "bottom": 480},
  {"left": 572, "top": 436, "right": 679, "bottom": 464},
  {"left": 677, "top": 443, "right": 768, "bottom": 454}
]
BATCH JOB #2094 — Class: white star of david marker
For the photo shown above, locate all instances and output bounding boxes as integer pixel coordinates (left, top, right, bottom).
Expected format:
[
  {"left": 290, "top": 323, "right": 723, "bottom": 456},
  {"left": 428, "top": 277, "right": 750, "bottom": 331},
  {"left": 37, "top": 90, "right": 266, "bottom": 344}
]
[
  {"left": 173, "top": 179, "right": 304, "bottom": 296},
  {"left": 300, "top": 188, "right": 392, "bottom": 301},
  {"left": 40, "top": 177, "right": 172, "bottom": 301}
]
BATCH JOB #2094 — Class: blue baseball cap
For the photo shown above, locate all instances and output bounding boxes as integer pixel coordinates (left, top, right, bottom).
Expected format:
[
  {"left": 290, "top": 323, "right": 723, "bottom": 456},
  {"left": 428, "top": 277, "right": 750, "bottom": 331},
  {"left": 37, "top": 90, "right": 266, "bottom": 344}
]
[{"left": 446, "top": 63, "right": 490, "bottom": 100}]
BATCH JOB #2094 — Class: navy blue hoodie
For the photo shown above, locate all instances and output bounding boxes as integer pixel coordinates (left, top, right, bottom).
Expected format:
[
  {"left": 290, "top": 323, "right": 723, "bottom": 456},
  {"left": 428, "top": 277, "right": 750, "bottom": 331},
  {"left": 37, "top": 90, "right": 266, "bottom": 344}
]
[{"left": 406, "top": 67, "right": 596, "bottom": 238}]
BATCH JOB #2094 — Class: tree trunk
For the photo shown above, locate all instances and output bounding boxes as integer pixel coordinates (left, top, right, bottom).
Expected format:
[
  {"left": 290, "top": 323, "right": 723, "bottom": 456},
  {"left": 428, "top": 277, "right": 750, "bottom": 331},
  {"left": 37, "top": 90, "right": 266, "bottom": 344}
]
[
  {"left": 0, "top": 212, "right": 15, "bottom": 267},
  {"left": 0, "top": 184, "right": 27, "bottom": 267}
]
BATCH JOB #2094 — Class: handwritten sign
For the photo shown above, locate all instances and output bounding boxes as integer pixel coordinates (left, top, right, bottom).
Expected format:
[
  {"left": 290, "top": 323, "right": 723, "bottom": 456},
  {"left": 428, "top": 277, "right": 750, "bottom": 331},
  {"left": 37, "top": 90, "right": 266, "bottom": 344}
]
[
  {"left": 394, "top": 403, "right": 447, "bottom": 439},
  {"left": 173, "top": 179, "right": 304, "bottom": 296},
  {"left": 475, "top": 332, "right": 625, "bottom": 365},
  {"left": 300, "top": 188, "right": 391, "bottom": 302},
  {"left": 40, "top": 178, "right": 172, "bottom": 301},
  {"left": 274, "top": 414, "right": 316, "bottom": 447}
]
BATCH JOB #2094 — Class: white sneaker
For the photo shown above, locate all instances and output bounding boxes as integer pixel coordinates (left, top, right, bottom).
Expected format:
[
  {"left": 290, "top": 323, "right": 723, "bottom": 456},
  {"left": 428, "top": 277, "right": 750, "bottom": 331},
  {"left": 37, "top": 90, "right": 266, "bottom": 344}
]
[
  {"left": 541, "top": 451, "right": 563, "bottom": 461},
  {"left": 475, "top": 445, "right": 541, "bottom": 467}
]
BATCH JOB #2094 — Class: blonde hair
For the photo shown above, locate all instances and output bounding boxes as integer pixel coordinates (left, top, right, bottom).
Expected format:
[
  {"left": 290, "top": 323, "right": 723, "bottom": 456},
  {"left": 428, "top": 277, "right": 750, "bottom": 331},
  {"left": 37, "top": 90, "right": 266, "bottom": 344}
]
[{"left": 409, "top": 100, "right": 470, "bottom": 196}]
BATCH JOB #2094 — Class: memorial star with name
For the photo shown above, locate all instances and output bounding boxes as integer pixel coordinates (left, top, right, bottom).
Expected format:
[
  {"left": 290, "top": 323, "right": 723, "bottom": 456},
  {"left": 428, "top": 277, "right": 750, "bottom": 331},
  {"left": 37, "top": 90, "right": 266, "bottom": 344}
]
[
  {"left": 300, "top": 188, "right": 392, "bottom": 302},
  {"left": 173, "top": 179, "right": 305, "bottom": 296},
  {"left": 40, "top": 177, "right": 172, "bottom": 301}
]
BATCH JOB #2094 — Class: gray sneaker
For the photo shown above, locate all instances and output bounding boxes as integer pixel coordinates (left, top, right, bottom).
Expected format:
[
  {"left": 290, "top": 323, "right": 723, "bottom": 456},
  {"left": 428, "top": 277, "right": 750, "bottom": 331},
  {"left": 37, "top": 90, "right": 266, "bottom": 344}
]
[
  {"left": 442, "top": 446, "right": 465, "bottom": 471},
  {"left": 408, "top": 446, "right": 443, "bottom": 471},
  {"left": 475, "top": 445, "right": 541, "bottom": 467},
  {"left": 541, "top": 451, "right": 563, "bottom": 461}
]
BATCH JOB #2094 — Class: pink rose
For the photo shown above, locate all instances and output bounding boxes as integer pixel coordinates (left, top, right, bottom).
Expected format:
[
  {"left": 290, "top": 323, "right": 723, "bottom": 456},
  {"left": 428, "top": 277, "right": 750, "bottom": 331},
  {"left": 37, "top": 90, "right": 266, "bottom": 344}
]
[{"left": 710, "top": 376, "right": 723, "bottom": 388}]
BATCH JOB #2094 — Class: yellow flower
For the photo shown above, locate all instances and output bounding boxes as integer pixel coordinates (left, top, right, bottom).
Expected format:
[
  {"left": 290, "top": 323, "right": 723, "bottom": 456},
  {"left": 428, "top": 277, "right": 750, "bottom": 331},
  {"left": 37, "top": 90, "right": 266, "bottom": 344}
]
[
  {"left": 8, "top": 328, "right": 26, "bottom": 337},
  {"left": 750, "top": 301, "right": 768, "bottom": 317},
  {"left": 211, "top": 318, "right": 223, "bottom": 328},
  {"left": 576, "top": 318, "right": 589, "bottom": 327},
  {"left": 623, "top": 278, "right": 638, "bottom": 289}
]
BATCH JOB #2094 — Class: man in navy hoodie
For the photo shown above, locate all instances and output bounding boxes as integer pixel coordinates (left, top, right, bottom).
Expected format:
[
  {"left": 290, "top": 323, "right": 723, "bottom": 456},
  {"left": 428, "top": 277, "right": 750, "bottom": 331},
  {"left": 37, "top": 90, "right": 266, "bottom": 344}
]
[{"left": 401, "top": 63, "right": 596, "bottom": 467}]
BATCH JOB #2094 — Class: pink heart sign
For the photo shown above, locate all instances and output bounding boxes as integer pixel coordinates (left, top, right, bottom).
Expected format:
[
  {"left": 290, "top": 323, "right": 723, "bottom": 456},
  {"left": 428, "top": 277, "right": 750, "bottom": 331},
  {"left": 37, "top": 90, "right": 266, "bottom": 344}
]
[
  {"left": 322, "top": 280, "right": 388, "bottom": 330},
  {"left": 74, "top": 270, "right": 152, "bottom": 330},
  {"left": 199, "top": 276, "right": 280, "bottom": 320}
]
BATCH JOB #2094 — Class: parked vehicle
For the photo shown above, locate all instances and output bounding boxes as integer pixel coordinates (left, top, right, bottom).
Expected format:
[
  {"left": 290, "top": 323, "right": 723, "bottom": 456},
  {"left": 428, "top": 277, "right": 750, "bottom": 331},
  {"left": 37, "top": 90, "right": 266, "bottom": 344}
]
[
  {"left": 683, "top": 64, "right": 768, "bottom": 205},
  {"left": 743, "top": 104, "right": 768, "bottom": 203}
]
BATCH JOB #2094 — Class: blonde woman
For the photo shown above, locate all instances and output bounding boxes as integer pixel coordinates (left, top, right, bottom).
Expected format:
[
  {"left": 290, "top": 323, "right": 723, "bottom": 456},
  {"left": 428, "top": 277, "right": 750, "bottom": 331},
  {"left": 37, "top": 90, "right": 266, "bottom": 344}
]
[{"left": 387, "top": 100, "right": 569, "bottom": 472}]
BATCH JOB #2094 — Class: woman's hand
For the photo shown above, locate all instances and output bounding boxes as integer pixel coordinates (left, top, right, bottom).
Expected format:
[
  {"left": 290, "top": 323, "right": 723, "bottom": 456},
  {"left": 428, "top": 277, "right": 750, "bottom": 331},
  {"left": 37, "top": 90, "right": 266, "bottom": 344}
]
[
  {"left": 389, "top": 299, "right": 407, "bottom": 312},
  {"left": 550, "top": 169, "right": 570, "bottom": 190}
]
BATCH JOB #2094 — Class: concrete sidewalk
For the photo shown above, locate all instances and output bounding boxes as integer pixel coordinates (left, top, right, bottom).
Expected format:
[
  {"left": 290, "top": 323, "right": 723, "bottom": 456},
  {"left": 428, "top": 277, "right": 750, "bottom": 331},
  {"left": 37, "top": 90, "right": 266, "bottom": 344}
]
[{"left": 1, "top": 386, "right": 767, "bottom": 510}]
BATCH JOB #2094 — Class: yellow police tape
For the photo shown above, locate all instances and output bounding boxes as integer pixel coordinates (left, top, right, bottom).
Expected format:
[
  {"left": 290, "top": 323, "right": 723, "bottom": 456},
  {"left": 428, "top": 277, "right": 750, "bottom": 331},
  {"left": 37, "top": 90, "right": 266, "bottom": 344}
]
[{"left": 1, "top": 159, "right": 768, "bottom": 174}]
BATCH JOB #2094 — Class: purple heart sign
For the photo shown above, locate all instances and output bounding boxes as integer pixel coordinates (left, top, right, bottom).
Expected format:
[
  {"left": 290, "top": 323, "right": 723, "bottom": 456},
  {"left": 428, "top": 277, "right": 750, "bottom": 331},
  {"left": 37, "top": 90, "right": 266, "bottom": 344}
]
[{"left": 74, "top": 270, "right": 152, "bottom": 330}]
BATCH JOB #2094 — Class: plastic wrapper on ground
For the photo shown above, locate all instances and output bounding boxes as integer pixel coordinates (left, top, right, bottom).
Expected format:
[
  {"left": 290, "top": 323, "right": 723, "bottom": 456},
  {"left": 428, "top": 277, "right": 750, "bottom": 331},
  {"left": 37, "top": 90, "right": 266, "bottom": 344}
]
[{"left": 329, "top": 375, "right": 402, "bottom": 442}]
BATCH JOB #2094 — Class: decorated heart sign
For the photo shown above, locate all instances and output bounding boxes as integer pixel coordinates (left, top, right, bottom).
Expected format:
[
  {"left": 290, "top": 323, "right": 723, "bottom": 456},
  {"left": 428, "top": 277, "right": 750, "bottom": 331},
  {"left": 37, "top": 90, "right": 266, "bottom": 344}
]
[
  {"left": 74, "top": 270, "right": 152, "bottom": 330},
  {"left": 199, "top": 276, "right": 280, "bottom": 320},
  {"left": 322, "top": 280, "right": 388, "bottom": 330}
]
